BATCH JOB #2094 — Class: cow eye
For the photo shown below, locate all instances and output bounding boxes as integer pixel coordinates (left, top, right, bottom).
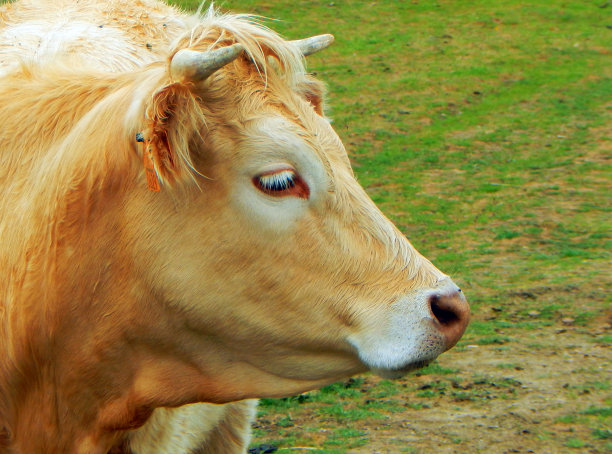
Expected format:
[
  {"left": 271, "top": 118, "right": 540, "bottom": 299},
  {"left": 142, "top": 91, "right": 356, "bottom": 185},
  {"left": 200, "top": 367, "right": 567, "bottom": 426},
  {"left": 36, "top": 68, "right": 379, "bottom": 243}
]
[{"left": 253, "top": 168, "right": 310, "bottom": 199}]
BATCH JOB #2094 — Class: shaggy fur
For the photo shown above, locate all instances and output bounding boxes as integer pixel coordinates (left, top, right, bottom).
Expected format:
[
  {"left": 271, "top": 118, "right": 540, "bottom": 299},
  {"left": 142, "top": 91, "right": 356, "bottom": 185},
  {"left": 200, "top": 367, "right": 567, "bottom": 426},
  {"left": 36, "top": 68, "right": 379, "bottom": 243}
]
[{"left": 0, "top": 2, "right": 317, "bottom": 452}]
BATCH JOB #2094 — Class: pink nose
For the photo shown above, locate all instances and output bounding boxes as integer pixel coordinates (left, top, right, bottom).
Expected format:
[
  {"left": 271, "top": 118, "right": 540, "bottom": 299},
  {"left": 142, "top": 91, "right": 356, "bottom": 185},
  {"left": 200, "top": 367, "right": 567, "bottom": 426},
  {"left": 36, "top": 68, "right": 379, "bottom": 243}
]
[{"left": 429, "top": 287, "right": 470, "bottom": 350}]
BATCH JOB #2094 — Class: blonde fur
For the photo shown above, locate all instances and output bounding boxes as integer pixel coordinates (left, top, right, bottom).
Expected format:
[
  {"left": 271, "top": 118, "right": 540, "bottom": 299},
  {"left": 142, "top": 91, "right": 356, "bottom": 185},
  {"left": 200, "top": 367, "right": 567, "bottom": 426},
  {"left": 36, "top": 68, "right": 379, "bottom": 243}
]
[{"left": 0, "top": 2, "right": 334, "bottom": 453}]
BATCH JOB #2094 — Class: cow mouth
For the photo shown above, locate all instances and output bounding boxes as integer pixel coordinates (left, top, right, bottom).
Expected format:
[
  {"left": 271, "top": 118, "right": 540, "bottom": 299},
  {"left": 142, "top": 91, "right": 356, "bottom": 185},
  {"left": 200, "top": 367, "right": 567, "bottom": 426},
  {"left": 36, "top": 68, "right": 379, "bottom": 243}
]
[{"left": 371, "top": 359, "right": 432, "bottom": 379}]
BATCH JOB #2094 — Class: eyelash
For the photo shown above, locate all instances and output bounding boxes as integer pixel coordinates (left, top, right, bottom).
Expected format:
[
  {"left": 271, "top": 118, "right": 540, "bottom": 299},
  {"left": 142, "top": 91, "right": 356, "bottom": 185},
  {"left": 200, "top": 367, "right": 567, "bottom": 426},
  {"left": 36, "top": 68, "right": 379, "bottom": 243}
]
[
  {"left": 258, "top": 169, "right": 296, "bottom": 191},
  {"left": 253, "top": 169, "right": 310, "bottom": 199}
]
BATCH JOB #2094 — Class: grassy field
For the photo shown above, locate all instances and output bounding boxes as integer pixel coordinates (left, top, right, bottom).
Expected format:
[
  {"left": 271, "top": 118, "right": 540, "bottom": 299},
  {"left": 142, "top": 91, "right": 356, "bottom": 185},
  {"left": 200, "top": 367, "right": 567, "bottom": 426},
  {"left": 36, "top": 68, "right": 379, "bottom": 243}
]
[{"left": 179, "top": 0, "right": 611, "bottom": 453}]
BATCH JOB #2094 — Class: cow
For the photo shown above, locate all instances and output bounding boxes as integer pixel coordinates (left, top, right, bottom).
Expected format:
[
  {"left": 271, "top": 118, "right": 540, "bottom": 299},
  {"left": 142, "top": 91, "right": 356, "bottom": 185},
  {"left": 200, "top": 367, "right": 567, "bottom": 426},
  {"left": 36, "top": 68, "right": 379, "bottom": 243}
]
[{"left": 0, "top": 0, "right": 470, "bottom": 453}]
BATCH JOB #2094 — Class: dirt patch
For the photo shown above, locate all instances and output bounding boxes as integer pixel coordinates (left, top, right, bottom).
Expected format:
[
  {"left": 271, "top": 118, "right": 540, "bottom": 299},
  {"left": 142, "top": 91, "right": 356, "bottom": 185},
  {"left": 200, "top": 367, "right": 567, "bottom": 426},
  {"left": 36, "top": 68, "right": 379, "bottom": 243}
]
[{"left": 344, "top": 330, "right": 610, "bottom": 453}]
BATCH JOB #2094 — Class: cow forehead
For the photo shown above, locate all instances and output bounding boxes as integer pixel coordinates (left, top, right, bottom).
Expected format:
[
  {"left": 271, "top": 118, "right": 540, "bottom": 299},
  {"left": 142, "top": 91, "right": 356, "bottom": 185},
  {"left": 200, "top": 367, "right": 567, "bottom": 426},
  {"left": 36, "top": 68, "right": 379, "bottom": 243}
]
[
  {"left": 241, "top": 116, "right": 321, "bottom": 157},
  {"left": 238, "top": 115, "right": 332, "bottom": 190}
]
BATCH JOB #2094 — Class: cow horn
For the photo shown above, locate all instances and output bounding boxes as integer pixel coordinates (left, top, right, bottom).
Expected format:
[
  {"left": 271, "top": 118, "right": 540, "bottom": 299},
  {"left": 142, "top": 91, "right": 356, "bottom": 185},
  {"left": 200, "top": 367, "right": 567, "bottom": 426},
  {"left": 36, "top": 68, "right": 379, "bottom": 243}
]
[
  {"left": 290, "top": 34, "right": 334, "bottom": 56},
  {"left": 170, "top": 43, "right": 245, "bottom": 82}
]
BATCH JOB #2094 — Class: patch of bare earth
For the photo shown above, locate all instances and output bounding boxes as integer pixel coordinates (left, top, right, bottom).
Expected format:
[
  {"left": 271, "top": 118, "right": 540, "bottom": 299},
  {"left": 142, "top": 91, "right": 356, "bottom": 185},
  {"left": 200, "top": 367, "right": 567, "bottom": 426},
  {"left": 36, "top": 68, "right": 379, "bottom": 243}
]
[{"left": 348, "top": 331, "right": 610, "bottom": 453}]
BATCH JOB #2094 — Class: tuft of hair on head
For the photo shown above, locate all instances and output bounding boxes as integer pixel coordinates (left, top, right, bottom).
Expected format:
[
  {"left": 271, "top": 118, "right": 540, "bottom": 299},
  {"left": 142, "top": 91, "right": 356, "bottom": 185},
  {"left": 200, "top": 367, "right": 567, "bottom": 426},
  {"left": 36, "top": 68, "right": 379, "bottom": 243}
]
[{"left": 172, "top": 3, "right": 307, "bottom": 87}]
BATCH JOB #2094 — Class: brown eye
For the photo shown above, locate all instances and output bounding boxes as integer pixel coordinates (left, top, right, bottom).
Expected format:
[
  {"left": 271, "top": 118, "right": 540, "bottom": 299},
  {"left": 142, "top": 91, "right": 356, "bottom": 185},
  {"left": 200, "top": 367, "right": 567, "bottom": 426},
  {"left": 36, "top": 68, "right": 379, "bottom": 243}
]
[{"left": 253, "top": 168, "right": 310, "bottom": 199}]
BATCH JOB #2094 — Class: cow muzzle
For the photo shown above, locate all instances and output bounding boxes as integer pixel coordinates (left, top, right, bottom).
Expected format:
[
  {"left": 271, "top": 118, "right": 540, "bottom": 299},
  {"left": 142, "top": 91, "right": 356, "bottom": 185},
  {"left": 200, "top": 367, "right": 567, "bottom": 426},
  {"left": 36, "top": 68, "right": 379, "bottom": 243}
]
[{"left": 347, "top": 277, "right": 470, "bottom": 378}]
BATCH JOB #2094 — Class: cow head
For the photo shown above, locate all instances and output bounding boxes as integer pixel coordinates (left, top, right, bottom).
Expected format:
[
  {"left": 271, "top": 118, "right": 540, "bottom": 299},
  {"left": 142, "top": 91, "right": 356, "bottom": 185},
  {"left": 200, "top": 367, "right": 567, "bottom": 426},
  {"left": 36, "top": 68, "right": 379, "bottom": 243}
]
[
  {"left": 3, "top": 20, "right": 464, "bottom": 426},
  {"left": 108, "top": 22, "right": 469, "bottom": 406}
]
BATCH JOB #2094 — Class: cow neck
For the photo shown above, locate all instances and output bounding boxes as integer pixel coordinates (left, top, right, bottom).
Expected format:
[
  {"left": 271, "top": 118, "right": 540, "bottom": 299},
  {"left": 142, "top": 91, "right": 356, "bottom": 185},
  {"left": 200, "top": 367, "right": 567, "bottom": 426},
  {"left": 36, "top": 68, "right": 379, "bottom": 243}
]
[
  {"left": 2, "top": 304, "right": 162, "bottom": 452},
  {"left": 1, "top": 295, "right": 128, "bottom": 452},
  {"left": 1, "top": 258, "right": 229, "bottom": 453},
  {"left": 0, "top": 199, "right": 148, "bottom": 453}
]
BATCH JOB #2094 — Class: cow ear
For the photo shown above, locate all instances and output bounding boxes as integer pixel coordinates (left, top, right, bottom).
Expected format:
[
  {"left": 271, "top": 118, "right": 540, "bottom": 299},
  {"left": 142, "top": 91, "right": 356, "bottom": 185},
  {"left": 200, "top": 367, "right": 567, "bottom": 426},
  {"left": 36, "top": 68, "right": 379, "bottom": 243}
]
[
  {"left": 299, "top": 76, "right": 326, "bottom": 116},
  {"left": 140, "top": 83, "right": 201, "bottom": 189}
]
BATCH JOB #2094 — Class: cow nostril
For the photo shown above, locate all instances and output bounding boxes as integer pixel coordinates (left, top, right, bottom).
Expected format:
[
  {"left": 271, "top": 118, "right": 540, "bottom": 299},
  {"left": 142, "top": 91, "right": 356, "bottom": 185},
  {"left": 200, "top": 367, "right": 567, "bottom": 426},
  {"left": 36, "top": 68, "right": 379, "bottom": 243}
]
[
  {"left": 430, "top": 295, "right": 460, "bottom": 325},
  {"left": 428, "top": 290, "right": 470, "bottom": 350},
  {"left": 429, "top": 295, "right": 459, "bottom": 325}
]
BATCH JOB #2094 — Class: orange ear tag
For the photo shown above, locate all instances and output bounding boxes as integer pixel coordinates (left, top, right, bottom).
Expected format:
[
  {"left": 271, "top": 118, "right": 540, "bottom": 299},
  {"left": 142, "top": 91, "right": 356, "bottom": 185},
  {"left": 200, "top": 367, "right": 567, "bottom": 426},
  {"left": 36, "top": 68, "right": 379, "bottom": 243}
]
[{"left": 142, "top": 139, "right": 161, "bottom": 192}]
